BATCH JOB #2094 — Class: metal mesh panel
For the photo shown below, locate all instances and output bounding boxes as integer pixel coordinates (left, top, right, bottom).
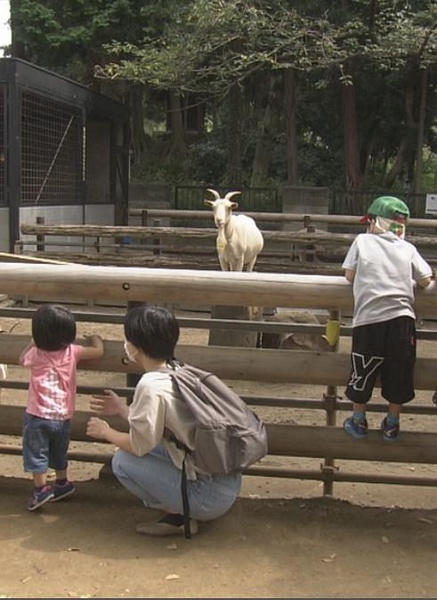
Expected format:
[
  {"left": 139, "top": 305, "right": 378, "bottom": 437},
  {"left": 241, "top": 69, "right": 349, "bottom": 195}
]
[{"left": 21, "top": 91, "right": 83, "bottom": 206}]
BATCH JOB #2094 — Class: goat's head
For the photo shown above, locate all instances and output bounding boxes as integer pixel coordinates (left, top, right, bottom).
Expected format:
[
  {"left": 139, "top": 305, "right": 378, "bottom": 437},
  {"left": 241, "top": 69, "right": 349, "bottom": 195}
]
[{"left": 204, "top": 189, "right": 241, "bottom": 228}]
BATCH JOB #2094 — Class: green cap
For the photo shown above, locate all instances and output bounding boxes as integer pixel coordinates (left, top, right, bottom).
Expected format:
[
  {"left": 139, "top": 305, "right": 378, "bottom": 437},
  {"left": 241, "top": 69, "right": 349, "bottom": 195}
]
[{"left": 365, "top": 196, "right": 410, "bottom": 220}]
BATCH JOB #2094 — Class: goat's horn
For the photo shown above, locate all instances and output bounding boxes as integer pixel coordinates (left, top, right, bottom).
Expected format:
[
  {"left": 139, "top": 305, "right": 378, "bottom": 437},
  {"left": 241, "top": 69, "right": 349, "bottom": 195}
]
[
  {"left": 224, "top": 191, "right": 242, "bottom": 201},
  {"left": 206, "top": 188, "right": 221, "bottom": 199}
]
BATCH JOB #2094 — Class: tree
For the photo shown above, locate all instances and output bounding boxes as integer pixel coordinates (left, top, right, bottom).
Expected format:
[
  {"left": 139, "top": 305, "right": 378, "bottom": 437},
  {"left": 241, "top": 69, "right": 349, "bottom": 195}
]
[{"left": 9, "top": 0, "right": 188, "bottom": 166}]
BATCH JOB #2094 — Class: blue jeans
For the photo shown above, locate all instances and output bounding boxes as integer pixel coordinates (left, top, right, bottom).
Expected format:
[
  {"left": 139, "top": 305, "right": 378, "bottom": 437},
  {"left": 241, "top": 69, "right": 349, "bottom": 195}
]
[
  {"left": 112, "top": 445, "right": 242, "bottom": 521},
  {"left": 23, "top": 413, "right": 70, "bottom": 473}
]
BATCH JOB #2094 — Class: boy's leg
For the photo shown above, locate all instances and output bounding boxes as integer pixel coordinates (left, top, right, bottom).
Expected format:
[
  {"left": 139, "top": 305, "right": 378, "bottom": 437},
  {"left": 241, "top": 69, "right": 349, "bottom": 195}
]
[
  {"left": 343, "top": 402, "right": 368, "bottom": 439},
  {"left": 381, "top": 403, "right": 402, "bottom": 441},
  {"left": 380, "top": 317, "right": 416, "bottom": 441},
  {"left": 343, "top": 323, "right": 385, "bottom": 439}
]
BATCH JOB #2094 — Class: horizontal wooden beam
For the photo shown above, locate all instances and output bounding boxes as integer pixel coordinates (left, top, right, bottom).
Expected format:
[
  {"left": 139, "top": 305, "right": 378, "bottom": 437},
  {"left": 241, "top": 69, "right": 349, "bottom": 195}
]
[
  {"left": 2, "top": 334, "right": 437, "bottom": 389},
  {"left": 2, "top": 405, "right": 437, "bottom": 465},
  {"left": 0, "top": 262, "right": 436, "bottom": 312},
  {"left": 21, "top": 223, "right": 354, "bottom": 245},
  {"left": 129, "top": 209, "right": 437, "bottom": 230},
  {"left": 19, "top": 223, "right": 437, "bottom": 248}
]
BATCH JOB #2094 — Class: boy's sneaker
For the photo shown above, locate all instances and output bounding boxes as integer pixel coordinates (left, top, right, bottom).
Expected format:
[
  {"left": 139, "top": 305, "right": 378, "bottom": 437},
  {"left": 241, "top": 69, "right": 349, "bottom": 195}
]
[
  {"left": 27, "top": 485, "right": 54, "bottom": 511},
  {"left": 51, "top": 481, "right": 76, "bottom": 502},
  {"left": 343, "top": 416, "right": 368, "bottom": 440},
  {"left": 381, "top": 417, "right": 400, "bottom": 442}
]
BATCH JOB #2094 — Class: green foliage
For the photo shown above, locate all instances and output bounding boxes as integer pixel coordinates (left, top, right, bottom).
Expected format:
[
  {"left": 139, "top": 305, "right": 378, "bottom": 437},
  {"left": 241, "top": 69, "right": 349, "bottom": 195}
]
[
  {"left": 11, "top": 0, "right": 179, "bottom": 82},
  {"left": 12, "top": 0, "right": 437, "bottom": 194}
]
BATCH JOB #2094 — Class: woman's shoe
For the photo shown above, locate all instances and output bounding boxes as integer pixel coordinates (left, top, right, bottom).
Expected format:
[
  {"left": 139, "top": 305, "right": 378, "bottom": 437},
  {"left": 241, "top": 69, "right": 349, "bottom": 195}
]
[{"left": 136, "top": 514, "right": 199, "bottom": 537}]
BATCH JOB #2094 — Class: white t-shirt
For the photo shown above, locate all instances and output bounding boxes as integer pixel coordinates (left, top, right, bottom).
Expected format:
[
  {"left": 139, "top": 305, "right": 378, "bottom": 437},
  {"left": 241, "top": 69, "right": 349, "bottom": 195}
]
[
  {"left": 127, "top": 369, "right": 199, "bottom": 479},
  {"left": 342, "top": 232, "right": 432, "bottom": 327}
]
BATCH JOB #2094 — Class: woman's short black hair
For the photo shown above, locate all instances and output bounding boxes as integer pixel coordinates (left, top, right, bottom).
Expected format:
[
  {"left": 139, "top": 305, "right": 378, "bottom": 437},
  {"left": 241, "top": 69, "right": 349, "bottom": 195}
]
[
  {"left": 32, "top": 303, "right": 77, "bottom": 351},
  {"left": 124, "top": 304, "right": 179, "bottom": 360}
]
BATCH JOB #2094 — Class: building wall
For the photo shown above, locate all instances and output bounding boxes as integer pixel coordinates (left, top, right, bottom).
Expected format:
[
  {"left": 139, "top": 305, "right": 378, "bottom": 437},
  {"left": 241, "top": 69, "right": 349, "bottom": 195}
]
[{"left": 8, "top": 204, "right": 115, "bottom": 254}]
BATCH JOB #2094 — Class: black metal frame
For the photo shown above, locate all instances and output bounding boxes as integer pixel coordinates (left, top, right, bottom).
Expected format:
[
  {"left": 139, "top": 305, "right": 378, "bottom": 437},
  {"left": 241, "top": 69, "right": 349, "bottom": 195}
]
[{"left": 0, "top": 58, "right": 130, "bottom": 251}]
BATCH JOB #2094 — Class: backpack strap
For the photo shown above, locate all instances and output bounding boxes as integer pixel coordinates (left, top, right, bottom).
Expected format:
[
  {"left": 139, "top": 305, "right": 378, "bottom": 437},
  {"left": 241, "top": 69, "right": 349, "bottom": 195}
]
[
  {"left": 181, "top": 456, "right": 191, "bottom": 539},
  {"left": 165, "top": 359, "right": 192, "bottom": 540}
]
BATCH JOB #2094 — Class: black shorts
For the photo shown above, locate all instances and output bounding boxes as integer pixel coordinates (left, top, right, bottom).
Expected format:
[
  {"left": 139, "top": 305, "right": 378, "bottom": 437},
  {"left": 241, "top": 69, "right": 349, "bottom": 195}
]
[{"left": 345, "top": 316, "right": 416, "bottom": 405}]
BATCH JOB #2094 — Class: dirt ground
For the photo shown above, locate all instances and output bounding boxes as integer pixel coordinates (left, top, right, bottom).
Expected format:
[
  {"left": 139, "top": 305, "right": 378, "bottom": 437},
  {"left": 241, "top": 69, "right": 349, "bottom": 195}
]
[{"left": 2, "top": 305, "right": 437, "bottom": 598}]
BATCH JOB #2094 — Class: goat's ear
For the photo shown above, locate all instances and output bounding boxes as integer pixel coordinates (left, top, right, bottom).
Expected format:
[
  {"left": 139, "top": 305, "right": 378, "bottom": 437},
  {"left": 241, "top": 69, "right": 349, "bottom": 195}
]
[
  {"left": 231, "top": 202, "right": 239, "bottom": 210},
  {"left": 204, "top": 200, "right": 214, "bottom": 207}
]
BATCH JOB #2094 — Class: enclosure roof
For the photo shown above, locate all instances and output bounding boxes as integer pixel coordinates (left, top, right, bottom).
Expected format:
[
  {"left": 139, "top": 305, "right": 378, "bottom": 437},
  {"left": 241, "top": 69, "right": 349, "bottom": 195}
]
[{"left": 0, "top": 57, "right": 129, "bottom": 122}]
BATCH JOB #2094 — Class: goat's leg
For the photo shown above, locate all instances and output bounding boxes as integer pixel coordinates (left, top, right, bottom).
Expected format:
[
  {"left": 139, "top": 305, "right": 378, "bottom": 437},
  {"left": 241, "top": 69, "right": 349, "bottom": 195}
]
[
  {"left": 245, "top": 258, "right": 258, "bottom": 272},
  {"left": 245, "top": 258, "right": 259, "bottom": 318},
  {"left": 235, "top": 257, "right": 245, "bottom": 271},
  {"left": 218, "top": 255, "right": 229, "bottom": 271}
]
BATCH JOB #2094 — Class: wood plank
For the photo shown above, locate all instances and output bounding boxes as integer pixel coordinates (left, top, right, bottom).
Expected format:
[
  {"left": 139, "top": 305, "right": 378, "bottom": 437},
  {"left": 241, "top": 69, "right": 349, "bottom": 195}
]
[
  {"left": 1, "top": 334, "right": 437, "bottom": 389},
  {"left": 2, "top": 406, "right": 437, "bottom": 465}
]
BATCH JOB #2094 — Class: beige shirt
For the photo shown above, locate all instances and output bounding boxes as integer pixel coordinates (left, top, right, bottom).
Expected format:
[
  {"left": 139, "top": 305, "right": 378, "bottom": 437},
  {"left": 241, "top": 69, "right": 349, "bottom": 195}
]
[{"left": 128, "top": 370, "right": 200, "bottom": 479}]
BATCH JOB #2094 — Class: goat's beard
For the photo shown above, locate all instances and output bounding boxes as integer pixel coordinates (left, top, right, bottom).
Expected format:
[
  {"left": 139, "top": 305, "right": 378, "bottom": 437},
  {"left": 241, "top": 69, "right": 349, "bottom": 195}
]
[{"left": 217, "top": 226, "right": 226, "bottom": 250}]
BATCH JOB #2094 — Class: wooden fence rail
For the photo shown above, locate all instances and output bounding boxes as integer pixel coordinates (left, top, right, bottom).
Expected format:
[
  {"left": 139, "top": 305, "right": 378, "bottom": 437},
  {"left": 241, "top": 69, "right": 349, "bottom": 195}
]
[
  {"left": 19, "top": 222, "right": 437, "bottom": 248},
  {"left": 1, "top": 263, "right": 437, "bottom": 495},
  {"left": 129, "top": 208, "right": 437, "bottom": 230},
  {"left": 17, "top": 216, "right": 437, "bottom": 275}
]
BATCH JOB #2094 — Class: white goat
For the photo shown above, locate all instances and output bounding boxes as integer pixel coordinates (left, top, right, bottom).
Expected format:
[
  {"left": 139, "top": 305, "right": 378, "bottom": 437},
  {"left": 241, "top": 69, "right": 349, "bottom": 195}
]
[{"left": 204, "top": 189, "right": 264, "bottom": 272}]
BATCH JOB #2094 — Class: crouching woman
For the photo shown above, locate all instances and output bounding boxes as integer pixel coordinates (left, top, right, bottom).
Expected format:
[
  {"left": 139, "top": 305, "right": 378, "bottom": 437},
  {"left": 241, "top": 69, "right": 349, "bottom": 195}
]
[{"left": 86, "top": 304, "right": 242, "bottom": 538}]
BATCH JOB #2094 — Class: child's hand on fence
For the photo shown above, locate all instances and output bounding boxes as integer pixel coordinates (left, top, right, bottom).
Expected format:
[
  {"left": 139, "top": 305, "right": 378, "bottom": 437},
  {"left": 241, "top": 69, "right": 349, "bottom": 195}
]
[
  {"left": 90, "top": 389, "right": 124, "bottom": 417},
  {"left": 84, "top": 333, "right": 104, "bottom": 349},
  {"left": 86, "top": 416, "right": 110, "bottom": 440}
]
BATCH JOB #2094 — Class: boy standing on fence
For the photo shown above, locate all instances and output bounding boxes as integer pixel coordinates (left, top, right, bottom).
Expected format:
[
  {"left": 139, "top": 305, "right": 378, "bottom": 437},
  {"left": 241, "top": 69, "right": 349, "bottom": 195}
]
[
  {"left": 20, "top": 303, "right": 104, "bottom": 511},
  {"left": 342, "top": 196, "right": 434, "bottom": 442}
]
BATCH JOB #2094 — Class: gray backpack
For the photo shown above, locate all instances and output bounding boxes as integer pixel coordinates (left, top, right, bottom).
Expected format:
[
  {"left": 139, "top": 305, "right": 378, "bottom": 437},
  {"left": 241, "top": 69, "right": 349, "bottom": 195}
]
[
  {"left": 167, "top": 362, "right": 268, "bottom": 474},
  {"left": 166, "top": 361, "right": 268, "bottom": 537}
]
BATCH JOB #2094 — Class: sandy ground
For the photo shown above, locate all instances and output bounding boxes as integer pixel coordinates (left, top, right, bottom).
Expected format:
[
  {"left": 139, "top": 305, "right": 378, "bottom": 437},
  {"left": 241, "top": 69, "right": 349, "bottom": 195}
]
[{"left": 1, "top": 306, "right": 437, "bottom": 598}]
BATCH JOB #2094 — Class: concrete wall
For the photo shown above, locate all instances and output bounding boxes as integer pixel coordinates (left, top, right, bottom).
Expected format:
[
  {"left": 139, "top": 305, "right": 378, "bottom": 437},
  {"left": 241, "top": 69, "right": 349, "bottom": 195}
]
[
  {"left": 282, "top": 186, "right": 330, "bottom": 231},
  {"left": 17, "top": 204, "right": 114, "bottom": 253},
  {"left": 129, "top": 183, "right": 171, "bottom": 209}
]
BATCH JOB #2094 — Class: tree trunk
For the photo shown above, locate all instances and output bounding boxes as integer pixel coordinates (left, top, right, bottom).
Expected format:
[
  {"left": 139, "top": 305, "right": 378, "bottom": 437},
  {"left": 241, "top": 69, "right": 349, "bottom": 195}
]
[
  {"left": 413, "top": 67, "right": 427, "bottom": 194},
  {"left": 167, "top": 91, "right": 188, "bottom": 159},
  {"left": 284, "top": 68, "right": 298, "bottom": 185},
  {"left": 128, "top": 84, "right": 147, "bottom": 168},
  {"left": 384, "top": 77, "right": 416, "bottom": 189},
  {"left": 250, "top": 76, "right": 276, "bottom": 187},
  {"left": 341, "top": 61, "right": 362, "bottom": 203},
  {"left": 226, "top": 84, "right": 243, "bottom": 187}
]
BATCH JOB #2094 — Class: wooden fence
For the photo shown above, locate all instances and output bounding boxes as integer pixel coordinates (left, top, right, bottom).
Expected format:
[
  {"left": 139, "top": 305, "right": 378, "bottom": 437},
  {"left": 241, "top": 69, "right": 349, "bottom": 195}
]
[
  {"left": 1, "top": 263, "right": 437, "bottom": 496},
  {"left": 15, "top": 212, "right": 437, "bottom": 274}
]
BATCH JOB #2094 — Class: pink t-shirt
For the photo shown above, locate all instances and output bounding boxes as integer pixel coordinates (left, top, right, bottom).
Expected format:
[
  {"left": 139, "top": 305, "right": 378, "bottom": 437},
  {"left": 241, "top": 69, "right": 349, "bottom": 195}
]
[{"left": 20, "top": 344, "right": 83, "bottom": 420}]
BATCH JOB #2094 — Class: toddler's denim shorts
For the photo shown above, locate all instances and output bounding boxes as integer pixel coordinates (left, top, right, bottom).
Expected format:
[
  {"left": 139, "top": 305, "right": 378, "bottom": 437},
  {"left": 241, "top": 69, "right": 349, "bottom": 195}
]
[{"left": 23, "top": 413, "right": 71, "bottom": 473}]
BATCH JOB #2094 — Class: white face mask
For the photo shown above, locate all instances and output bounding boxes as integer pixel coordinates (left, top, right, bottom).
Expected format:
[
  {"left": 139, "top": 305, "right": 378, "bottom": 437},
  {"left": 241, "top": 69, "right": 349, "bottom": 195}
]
[{"left": 124, "top": 341, "right": 137, "bottom": 363}]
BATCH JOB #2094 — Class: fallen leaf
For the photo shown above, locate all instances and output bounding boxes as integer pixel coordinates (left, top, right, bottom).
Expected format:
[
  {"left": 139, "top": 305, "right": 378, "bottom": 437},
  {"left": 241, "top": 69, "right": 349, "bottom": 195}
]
[
  {"left": 381, "top": 536, "right": 389, "bottom": 543},
  {"left": 322, "top": 553, "right": 336, "bottom": 563},
  {"left": 166, "top": 543, "right": 178, "bottom": 550}
]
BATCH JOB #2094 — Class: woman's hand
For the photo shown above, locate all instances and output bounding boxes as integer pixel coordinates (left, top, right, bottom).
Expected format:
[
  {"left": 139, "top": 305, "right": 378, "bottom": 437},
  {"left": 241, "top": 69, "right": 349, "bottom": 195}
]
[
  {"left": 86, "top": 416, "right": 110, "bottom": 440},
  {"left": 90, "top": 389, "right": 124, "bottom": 417}
]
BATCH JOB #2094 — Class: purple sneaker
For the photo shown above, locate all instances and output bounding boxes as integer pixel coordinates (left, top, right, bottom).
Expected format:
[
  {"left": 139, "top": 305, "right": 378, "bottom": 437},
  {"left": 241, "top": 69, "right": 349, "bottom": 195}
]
[
  {"left": 343, "top": 416, "right": 368, "bottom": 440},
  {"left": 27, "top": 485, "right": 54, "bottom": 511},
  {"left": 381, "top": 417, "right": 400, "bottom": 442},
  {"left": 51, "top": 481, "right": 76, "bottom": 502}
]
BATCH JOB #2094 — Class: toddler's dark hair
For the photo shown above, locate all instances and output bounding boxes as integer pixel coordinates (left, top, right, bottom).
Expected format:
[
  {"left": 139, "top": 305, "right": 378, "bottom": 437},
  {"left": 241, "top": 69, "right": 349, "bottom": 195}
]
[
  {"left": 32, "top": 304, "right": 77, "bottom": 351},
  {"left": 124, "top": 304, "right": 179, "bottom": 360}
]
